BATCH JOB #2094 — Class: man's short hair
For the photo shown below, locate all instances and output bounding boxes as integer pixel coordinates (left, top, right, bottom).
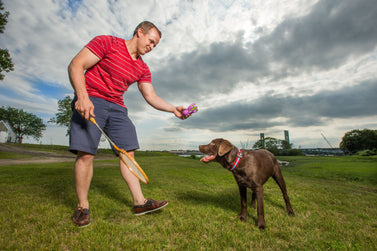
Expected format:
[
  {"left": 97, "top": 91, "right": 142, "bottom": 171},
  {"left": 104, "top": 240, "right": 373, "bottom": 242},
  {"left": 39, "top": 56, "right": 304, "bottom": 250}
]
[{"left": 133, "top": 21, "right": 162, "bottom": 38}]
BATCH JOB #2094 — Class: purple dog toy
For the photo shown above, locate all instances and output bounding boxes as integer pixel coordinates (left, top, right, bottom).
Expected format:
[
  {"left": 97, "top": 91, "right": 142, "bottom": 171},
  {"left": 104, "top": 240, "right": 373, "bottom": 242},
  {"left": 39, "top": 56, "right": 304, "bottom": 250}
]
[{"left": 182, "top": 103, "right": 198, "bottom": 116}]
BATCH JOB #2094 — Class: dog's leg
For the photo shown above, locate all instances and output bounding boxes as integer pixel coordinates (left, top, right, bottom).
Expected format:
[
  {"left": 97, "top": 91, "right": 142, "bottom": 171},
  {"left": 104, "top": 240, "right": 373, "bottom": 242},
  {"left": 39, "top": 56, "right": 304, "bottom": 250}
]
[
  {"left": 238, "top": 184, "right": 247, "bottom": 221},
  {"left": 272, "top": 167, "right": 295, "bottom": 216},
  {"left": 256, "top": 185, "right": 266, "bottom": 229},
  {"left": 250, "top": 190, "right": 256, "bottom": 208}
]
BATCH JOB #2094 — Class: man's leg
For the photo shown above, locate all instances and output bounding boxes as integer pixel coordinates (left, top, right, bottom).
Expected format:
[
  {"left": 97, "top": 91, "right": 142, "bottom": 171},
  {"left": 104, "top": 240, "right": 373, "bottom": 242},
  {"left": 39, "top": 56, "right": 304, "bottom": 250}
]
[
  {"left": 107, "top": 103, "right": 167, "bottom": 214},
  {"left": 119, "top": 151, "right": 146, "bottom": 206},
  {"left": 72, "top": 151, "right": 94, "bottom": 226},
  {"left": 74, "top": 151, "right": 94, "bottom": 208},
  {"left": 120, "top": 151, "right": 168, "bottom": 215}
]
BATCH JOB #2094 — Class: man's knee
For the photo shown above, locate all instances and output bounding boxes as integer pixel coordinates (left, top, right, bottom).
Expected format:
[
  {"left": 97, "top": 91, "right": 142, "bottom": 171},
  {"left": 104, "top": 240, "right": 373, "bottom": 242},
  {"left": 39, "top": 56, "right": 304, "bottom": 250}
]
[
  {"left": 128, "top": 151, "right": 135, "bottom": 158},
  {"left": 76, "top": 151, "right": 95, "bottom": 164}
]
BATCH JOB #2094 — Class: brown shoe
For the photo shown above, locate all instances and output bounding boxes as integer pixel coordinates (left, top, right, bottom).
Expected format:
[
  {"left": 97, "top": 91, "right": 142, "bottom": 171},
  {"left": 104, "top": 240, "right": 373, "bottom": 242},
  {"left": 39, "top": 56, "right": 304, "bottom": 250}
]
[
  {"left": 134, "top": 199, "right": 168, "bottom": 216},
  {"left": 72, "top": 207, "right": 90, "bottom": 227}
]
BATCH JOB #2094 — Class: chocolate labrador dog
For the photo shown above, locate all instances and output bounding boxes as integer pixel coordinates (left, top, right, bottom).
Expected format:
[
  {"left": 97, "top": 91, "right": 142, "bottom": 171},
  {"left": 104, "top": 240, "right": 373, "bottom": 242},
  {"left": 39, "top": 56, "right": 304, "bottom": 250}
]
[{"left": 199, "top": 138, "right": 295, "bottom": 229}]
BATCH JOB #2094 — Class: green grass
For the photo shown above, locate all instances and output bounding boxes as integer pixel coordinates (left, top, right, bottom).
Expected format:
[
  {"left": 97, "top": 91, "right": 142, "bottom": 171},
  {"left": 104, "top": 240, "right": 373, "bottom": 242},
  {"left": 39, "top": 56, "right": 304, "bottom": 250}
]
[
  {"left": 279, "top": 155, "right": 377, "bottom": 185},
  {"left": 0, "top": 149, "right": 376, "bottom": 250},
  {"left": 1, "top": 143, "right": 173, "bottom": 158},
  {"left": 3, "top": 142, "right": 70, "bottom": 153},
  {"left": 0, "top": 151, "right": 33, "bottom": 159}
]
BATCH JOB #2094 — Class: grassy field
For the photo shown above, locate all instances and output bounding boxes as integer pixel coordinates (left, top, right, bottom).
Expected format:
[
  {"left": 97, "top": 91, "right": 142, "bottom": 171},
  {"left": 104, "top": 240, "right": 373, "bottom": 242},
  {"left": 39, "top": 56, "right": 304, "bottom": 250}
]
[{"left": 0, "top": 145, "right": 376, "bottom": 250}]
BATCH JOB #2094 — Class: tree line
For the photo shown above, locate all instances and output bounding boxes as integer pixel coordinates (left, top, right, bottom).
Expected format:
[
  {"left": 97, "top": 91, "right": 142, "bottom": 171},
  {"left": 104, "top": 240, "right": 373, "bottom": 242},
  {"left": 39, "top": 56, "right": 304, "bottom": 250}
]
[
  {"left": 0, "top": 106, "right": 46, "bottom": 143},
  {"left": 251, "top": 137, "right": 303, "bottom": 156},
  {"left": 340, "top": 129, "right": 377, "bottom": 155},
  {"left": 0, "top": 96, "right": 72, "bottom": 143}
]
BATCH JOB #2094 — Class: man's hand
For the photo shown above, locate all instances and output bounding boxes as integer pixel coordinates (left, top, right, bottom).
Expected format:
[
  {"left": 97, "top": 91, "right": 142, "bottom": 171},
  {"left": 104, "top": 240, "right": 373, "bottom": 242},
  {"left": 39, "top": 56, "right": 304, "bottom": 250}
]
[
  {"left": 174, "top": 106, "right": 190, "bottom": 120},
  {"left": 75, "top": 97, "right": 95, "bottom": 120}
]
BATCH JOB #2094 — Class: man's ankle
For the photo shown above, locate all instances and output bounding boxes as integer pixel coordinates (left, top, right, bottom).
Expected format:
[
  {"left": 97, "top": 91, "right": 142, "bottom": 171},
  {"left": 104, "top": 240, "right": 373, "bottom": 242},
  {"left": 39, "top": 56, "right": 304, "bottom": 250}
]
[
  {"left": 134, "top": 198, "right": 147, "bottom": 206},
  {"left": 78, "top": 203, "right": 89, "bottom": 209}
]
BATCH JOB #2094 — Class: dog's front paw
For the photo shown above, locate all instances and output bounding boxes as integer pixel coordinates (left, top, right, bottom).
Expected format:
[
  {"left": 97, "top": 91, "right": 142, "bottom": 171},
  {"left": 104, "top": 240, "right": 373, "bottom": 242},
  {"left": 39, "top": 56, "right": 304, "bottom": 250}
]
[
  {"left": 258, "top": 219, "right": 266, "bottom": 229},
  {"left": 238, "top": 214, "right": 247, "bottom": 221}
]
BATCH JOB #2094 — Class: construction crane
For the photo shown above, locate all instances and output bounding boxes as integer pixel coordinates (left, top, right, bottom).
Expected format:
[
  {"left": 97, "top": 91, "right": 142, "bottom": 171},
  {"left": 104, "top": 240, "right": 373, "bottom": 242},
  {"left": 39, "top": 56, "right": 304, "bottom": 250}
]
[{"left": 320, "top": 132, "right": 334, "bottom": 148}]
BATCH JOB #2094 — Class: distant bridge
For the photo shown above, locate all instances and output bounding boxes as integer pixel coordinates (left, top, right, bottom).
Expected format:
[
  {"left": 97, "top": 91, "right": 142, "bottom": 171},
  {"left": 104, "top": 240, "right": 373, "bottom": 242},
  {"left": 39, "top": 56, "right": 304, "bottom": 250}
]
[{"left": 300, "top": 148, "right": 344, "bottom": 156}]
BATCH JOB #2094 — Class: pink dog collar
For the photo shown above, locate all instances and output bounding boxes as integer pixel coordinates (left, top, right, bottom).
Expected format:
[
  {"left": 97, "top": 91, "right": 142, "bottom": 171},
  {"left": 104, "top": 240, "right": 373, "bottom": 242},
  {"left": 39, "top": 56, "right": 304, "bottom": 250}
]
[{"left": 229, "top": 150, "right": 242, "bottom": 171}]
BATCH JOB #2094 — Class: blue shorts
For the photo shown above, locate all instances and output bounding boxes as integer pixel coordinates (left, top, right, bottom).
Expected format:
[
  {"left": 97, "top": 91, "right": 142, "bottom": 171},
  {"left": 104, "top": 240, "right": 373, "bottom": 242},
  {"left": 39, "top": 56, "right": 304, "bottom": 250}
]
[{"left": 68, "top": 96, "right": 139, "bottom": 155}]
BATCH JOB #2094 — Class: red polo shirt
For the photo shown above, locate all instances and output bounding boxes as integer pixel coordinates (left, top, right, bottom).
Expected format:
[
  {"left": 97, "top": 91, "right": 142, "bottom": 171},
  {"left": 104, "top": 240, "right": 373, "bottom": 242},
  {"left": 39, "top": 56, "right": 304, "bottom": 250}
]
[{"left": 84, "top": 35, "right": 152, "bottom": 107}]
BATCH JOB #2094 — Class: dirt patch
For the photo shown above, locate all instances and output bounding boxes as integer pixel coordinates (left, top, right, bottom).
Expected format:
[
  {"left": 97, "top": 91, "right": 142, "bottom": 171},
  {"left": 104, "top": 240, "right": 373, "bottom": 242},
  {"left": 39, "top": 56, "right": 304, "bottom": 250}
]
[
  {"left": 0, "top": 144, "right": 115, "bottom": 166},
  {"left": 0, "top": 144, "right": 75, "bottom": 165}
]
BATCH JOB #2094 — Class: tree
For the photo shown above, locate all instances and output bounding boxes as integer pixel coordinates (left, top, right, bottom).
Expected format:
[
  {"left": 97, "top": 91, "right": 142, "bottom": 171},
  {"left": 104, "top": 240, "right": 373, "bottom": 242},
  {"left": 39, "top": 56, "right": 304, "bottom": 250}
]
[
  {"left": 49, "top": 96, "right": 73, "bottom": 136},
  {"left": 0, "top": 106, "right": 46, "bottom": 143},
  {"left": 253, "top": 137, "right": 301, "bottom": 156},
  {"left": 340, "top": 129, "right": 377, "bottom": 153},
  {"left": 280, "top": 140, "right": 292, "bottom": 150},
  {"left": 0, "top": 1, "right": 14, "bottom": 80},
  {"left": 340, "top": 129, "right": 362, "bottom": 153},
  {"left": 253, "top": 137, "right": 280, "bottom": 154}
]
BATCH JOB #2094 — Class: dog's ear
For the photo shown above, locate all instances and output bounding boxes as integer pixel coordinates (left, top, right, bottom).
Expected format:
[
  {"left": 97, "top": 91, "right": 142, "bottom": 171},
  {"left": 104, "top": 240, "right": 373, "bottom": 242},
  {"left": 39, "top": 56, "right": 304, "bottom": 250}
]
[{"left": 218, "top": 140, "right": 234, "bottom": 156}]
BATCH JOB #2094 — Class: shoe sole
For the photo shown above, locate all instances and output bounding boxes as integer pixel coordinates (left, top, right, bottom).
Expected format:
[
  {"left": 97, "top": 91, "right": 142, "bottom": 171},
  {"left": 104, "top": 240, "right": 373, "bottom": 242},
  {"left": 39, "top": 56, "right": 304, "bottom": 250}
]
[
  {"left": 78, "top": 221, "right": 91, "bottom": 228},
  {"left": 72, "top": 219, "right": 91, "bottom": 228},
  {"left": 134, "top": 202, "right": 168, "bottom": 216}
]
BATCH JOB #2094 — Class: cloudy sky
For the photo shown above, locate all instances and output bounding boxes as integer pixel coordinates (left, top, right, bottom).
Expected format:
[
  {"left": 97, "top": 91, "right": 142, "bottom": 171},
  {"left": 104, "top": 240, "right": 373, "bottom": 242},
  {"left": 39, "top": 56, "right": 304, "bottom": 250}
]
[{"left": 1, "top": 0, "right": 376, "bottom": 150}]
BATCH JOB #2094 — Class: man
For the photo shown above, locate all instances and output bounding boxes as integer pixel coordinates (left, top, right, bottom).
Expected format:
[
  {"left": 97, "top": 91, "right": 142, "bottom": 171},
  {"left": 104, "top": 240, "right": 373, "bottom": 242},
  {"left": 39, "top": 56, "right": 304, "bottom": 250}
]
[{"left": 68, "top": 21, "right": 188, "bottom": 227}]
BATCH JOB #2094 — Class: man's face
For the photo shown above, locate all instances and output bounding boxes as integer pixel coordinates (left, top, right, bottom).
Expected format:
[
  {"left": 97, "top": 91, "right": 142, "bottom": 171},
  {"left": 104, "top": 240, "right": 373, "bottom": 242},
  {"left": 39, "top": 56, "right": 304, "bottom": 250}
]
[{"left": 137, "top": 28, "right": 160, "bottom": 55}]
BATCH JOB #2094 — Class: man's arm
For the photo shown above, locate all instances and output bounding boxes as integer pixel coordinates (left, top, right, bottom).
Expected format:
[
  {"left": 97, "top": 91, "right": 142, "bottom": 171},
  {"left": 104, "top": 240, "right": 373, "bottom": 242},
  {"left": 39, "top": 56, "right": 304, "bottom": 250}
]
[
  {"left": 68, "top": 47, "right": 100, "bottom": 120},
  {"left": 138, "top": 82, "right": 187, "bottom": 119}
]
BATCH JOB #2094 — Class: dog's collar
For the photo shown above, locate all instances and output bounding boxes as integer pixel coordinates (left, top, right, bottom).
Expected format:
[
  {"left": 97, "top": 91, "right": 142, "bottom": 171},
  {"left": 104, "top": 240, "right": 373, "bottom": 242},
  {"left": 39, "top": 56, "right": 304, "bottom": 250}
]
[{"left": 229, "top": 149, "right": 242, "bottom": 171}]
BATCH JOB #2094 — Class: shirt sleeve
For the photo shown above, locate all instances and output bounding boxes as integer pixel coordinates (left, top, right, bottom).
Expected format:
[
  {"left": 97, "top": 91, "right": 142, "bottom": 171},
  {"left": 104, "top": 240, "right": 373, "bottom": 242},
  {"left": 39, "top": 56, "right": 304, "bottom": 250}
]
[
  {"left": 85, "top": 35, "right": 112, "bottom": 59},
  {"left": 138, "top": 68, "right": 152, "bottom": 84}
]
